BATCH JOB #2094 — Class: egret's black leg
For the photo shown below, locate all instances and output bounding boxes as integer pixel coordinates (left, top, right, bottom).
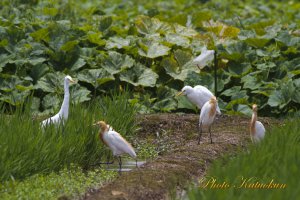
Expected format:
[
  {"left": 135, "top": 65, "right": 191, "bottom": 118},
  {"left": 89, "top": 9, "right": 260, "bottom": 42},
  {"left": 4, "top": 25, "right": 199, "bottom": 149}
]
[
  {"left": 198, "top": 122, "right": 203, "bottom": 145},
  {"left": 209, "top": 126, "right": 213, "bottom": 144},
  {"left": 118, "top": 156, "right": 122, "bottom": 174},
  {"left": 136, "top": 159, "right": 138, "bottom": 168}
]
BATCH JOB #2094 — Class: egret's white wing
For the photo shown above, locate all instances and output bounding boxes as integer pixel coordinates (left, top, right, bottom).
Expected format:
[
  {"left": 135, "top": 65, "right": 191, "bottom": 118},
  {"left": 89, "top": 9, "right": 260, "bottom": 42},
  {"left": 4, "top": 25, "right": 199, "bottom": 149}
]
[
  {"left": 105, "top": 131, "right": 136, "bottom": 158},
  {"left": 194, "top": 85, "right": 221, "bottom": 114},
  {"left": 194, "top": 85, "right": 214, "bottom": 96},
  {"left": 185, "top": 86, "right": 211, "bottom": 109},
  {"left": 255, "top": 121, "right": 265, "bottom": 140},
  {"left": 193, "top": 48, "right": 215, "bottom": 69}
]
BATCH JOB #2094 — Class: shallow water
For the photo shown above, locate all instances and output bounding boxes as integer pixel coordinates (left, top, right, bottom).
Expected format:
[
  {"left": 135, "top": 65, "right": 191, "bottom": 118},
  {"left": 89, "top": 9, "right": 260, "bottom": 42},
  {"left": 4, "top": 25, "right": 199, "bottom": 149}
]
[{"left": 104, "top": 160, "right": 146, "bottom": 172}]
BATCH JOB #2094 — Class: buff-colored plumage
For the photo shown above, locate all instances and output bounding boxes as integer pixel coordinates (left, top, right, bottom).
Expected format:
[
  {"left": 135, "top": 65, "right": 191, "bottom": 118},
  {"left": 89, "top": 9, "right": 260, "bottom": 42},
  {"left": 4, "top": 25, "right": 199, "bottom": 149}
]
[
  {"left": 198, "top": 96, "right": 217, "bottom": 144},
  {"left": 250, "top": 104, "right": 265, "bottom": 143},
  {"left": 96, "top": 121, "right": 136, "bottom": 158}
]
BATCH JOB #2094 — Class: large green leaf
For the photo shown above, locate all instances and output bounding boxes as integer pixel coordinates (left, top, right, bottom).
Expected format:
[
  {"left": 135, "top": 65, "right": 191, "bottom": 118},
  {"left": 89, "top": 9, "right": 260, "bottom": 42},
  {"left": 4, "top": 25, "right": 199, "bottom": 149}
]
[
  {"left": 70, "top": 58, "right": 86, "bottom": 71},
  {"left": 228, "top": 63, "right": 251, "bottom": 77},
  {"left": 238, "top": 30, "right": 270, "bottom": 48},
  {"left": 0, "top": 75, "right": 33, "bottom": 106},
  {"left": 241, "top": 74, "right": 262, "bottom": 90},
  {"left": 30, "top": 63, "right": 50, "bottom": 84},
  {"left": 137, "top": 39, "right": 171, "bottom": 59},
  {"left": 105, "top": 36, "right": 133, "bottom": 49},
  {"left": 99, "top": 16, "right": 113, "bottom": 32},
  {"left": 135, "top": 15, "right": 173, "bottom": 35},
  {"left": 173, "top": 24, "right": 199, "bottom": 38},
  {"left": 292, "top": 79, "right": 300, "bottom": 104},
  {"left": 86, "top": 32, "right": 106, "bottom": 46},
  {"left": 165, "top": 33, "right": 190, "bottom": 48},
  {"left": 220, "top": 41, "right": 247, "bottom": 61},
  {"left": 70, "top": 84, "right": 91, "bottom": 103},
  {"left": 35, "top": 73, "right": 65, "bottom": 93},
  {"left": 268, "top": 81, "right": 295, "bottom": 108},
  {"left": 102, "top": 51, "right": 135, "bottom": 74},
  {"left": 152, "top": 85, "right": 177, "bottom": 112},
  {"left": 161, "top": 49, "right": 196, "bottom": 81},
  {"left": 120, "top": 63, "right": 158, "bottom": 87},
  {"left": 42, "top": 93, "right": 61, "bottom": 111},
  {"left": 77, "top": 69, "right": 114, "bottom": 88},
  {"left": 30, "top": 28, "right": 50, "bottom": 42},
  {"left": 0, "top": 54, "right": 14, "bottom": 72},
  {"left": 276, "top": 31, "right": 300, "bottom": 47}
]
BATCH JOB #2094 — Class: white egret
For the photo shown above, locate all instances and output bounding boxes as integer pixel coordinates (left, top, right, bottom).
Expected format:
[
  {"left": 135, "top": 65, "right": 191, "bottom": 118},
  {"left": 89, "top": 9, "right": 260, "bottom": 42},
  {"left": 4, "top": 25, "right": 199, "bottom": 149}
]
[
  {"left": 94, "top": 121, "right": 137, "bottom": 172},
  {"left": 41, "top": 75, "right": 75, "bottom": 127},
  {"left": 177, "top": 85, "right": 221, "bottom": 115},
  {"left": 193, "top": 47, "right": 215, "bottom": 69},
  {"left": 250, "top": 104, "right": 265, "bottom": 143},
  {"left": 198, "top": 96, "right": 217, "bottom": 144}
]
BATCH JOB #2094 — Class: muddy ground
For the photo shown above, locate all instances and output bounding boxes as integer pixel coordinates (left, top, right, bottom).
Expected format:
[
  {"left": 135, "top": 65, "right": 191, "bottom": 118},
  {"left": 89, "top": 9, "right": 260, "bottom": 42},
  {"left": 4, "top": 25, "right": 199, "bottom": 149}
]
[{"left": 83, "top": 113, "right": 277, "bottom": 200}]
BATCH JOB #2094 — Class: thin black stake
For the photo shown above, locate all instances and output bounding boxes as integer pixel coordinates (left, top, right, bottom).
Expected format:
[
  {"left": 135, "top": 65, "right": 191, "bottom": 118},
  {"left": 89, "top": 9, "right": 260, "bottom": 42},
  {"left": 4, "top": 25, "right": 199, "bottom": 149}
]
[{"left": 214, "top": 51, "right": 218, "bottom": 97}]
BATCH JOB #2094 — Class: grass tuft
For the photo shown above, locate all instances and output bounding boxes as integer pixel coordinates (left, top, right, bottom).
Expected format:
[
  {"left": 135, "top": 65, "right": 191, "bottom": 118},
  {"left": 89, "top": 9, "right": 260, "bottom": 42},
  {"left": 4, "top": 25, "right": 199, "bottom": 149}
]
[
  {"left": 188, "top": 119, "right": 300, "bottom": 200},
  {"left": 0, "top": 90, "right": 137, "bottom": 182}
]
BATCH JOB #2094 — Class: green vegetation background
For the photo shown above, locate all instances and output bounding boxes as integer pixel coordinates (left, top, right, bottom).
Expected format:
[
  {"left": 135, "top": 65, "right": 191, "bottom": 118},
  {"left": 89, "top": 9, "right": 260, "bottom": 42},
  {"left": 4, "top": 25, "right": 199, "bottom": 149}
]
[{"left": 0, "top": 0, "right": 300, "bottom": 116}]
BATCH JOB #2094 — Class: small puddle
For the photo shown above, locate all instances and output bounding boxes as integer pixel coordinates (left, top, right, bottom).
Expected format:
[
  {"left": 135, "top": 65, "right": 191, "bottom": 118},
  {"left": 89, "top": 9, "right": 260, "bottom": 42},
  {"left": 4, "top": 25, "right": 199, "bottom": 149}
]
[{"left": 104, "top": 160, "right": 146, "bottom": 172}]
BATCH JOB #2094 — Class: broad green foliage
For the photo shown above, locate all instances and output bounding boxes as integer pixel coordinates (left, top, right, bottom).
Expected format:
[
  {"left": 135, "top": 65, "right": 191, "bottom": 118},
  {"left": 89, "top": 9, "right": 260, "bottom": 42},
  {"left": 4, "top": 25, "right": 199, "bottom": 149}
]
[
  {"left": 188, "top": 119, "right": 300, "bottom": 200},
  {"left": 0, "top": 0, "right": 299, "bottom": 115}
]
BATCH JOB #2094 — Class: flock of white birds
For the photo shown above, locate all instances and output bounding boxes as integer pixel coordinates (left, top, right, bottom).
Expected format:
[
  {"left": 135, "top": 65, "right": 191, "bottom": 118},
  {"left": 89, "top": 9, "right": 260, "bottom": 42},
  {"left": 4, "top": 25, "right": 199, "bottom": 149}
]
[{"left": 41, "top": 49, "right": 265, "bottom": 172}]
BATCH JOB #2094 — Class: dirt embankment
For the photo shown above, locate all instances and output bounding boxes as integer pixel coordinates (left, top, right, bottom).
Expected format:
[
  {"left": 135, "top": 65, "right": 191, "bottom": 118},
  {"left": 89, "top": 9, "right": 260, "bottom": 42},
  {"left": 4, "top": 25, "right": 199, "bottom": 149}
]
[{"left": 83, "top": 114, "right": 275, "bottom": 200}]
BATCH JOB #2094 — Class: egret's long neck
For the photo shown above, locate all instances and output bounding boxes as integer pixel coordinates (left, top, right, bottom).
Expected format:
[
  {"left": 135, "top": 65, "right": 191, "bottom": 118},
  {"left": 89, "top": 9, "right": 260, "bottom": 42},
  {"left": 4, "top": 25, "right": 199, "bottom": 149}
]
[
  {"left": 250, "top": 111, "right": 257, "bottom": 135},
  {"left": 99, "top": 127, "right": 109, "bottom": 146},
  {"left": 58, "top": 79, "right": 70, "bottom": 119},
  {"left": 209, "top": 100, "right": 217, "bottom": 117}
]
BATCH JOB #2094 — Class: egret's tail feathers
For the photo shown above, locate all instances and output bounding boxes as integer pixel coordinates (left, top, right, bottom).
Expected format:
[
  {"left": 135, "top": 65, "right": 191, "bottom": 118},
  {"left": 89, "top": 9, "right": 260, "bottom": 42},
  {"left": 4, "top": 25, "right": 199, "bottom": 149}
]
[{"left": 129, "top": 149, "right": 137, "bottom": 159}]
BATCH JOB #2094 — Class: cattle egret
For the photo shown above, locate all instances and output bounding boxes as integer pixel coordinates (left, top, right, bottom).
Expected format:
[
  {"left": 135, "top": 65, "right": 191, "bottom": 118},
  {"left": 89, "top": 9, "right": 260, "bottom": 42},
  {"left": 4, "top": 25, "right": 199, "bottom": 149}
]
[
  {"left": 41, "top": 75, "right": 75, "bottom": 127},
  {"left": 176, "top": 85, "right": 221, "bottom": 115},
  {"left": 250, "top": 104, "right": 265, "bottom": 143},
  {"left": 198, "top": 96, "right": 217, "bottom": 144},
  {"left": 193, "top": 47, "right": 215, "bottom": 69},
  {"left": 94, "top": 121, "right": 137, "bottom": 172}
]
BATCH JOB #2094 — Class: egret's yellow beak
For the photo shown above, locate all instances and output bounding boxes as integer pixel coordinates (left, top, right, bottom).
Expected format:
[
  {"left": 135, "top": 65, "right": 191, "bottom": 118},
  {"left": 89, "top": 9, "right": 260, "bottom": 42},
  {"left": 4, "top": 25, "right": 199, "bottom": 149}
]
[
  {"left": 70, "top": 78, "right": 76, "bottom": 83},
  {"left": 176, "top": 91, "right": 184, "bottom": 96}
]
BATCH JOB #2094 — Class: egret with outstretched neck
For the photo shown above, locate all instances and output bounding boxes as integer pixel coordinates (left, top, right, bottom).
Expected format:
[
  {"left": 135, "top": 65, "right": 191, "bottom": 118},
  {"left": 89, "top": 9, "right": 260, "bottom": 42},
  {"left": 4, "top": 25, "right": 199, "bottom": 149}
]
[
  {"left": 198, "top": 96, "right": 217, "bottom": 144},
  {"left": 41, "top": 75, "right": 75, "bottom": 127},
  {"left": 94, "top": 121, "right": 137, "bottom": 173},
  {"left": 177, "top": 85, "right": 221, "bottom": 115},
  {"left": 250, "top": 104, "right": 265, "bottom": 143}
]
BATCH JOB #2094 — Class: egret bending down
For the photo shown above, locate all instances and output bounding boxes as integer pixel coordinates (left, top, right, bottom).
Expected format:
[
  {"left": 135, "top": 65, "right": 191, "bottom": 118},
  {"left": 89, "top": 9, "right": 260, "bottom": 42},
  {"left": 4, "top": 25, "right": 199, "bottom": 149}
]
[
  {"left": 94, "top": 121, "right": 137, "bottom": 172},
  {"left": 41, "top": 75, "right": 75, "bottom": 127},
  {"left": 198, "top": 96, "right": 217, "bottom": 144},
  {"left": 250, "top": 104, "right": 265, "bottom": 143},
  {"left": 177, "top": 85, "right": 221, "bottom": 115}
]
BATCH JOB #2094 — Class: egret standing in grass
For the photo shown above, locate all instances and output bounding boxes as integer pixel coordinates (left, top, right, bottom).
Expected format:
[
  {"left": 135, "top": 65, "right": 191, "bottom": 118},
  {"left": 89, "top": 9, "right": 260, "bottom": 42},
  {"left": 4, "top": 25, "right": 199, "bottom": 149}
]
[
  {"left": 198, "top": 96, "right": 217, "bottom": 144},
  {"left": 94, "top": 121, "right": 137, "bottom": 172},
  {"left": 177, "top": 85, "right": 221, "bottom": 115},
  {"left": 250, "top": 104, "right": 265, "bottom": 143},
  {"left": 41, "top": 75, "right": 76, "bottom": 127}
]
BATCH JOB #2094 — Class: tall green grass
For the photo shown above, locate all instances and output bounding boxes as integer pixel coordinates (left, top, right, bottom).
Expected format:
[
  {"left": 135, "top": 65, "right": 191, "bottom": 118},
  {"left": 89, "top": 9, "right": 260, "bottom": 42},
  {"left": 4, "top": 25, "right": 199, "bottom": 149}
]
[
  {"left": 188, "top": 119, "right": 300, "bottom": 200},
  {"left": 0, "top": 90, "right": 138, "bottom": 182}
]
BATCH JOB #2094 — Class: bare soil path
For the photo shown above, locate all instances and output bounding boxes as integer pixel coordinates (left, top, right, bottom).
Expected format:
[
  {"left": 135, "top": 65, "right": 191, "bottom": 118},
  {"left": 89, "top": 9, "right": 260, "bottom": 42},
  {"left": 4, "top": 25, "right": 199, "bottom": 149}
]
[{"left": 83, "top": 114, "right": 275, "bottom": 200}]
